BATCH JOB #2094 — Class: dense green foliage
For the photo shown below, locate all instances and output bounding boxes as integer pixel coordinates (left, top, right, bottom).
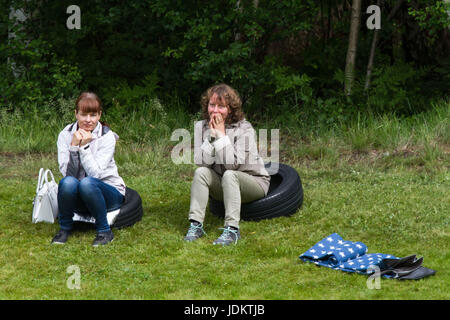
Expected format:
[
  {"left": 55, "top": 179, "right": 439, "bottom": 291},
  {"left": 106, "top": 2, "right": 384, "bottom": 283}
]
[{"left": 1, "top": 0, "right": 449, "bottom": 122}]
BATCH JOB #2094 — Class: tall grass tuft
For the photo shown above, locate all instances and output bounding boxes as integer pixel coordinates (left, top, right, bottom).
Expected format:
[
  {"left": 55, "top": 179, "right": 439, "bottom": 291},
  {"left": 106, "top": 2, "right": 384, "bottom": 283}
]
[
  {"left": 0, "top": 96, "right": 448, "bottom": 171},
  {"left": 0, "top": 98, "right": 75, "bottom": 153}
]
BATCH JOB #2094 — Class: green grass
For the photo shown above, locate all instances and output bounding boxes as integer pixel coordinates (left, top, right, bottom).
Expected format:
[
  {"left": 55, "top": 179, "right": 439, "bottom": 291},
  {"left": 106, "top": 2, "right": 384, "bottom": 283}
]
[{"left": 0, "top": 99, "right": 448, "bottom": 299}]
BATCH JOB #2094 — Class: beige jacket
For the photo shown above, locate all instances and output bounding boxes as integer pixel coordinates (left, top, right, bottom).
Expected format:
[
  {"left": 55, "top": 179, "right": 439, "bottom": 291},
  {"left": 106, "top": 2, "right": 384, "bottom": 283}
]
[{"left": 194, "top": 119, "right": 270, "bottom": 195}]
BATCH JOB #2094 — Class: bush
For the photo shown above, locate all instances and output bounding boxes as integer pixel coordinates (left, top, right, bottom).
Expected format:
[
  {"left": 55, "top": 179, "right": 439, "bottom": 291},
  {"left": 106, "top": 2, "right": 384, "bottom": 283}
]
[
  {"left": 366, "top": 62, "right": 429, "bottom": 114},
  {"left": 1, "top": 0, "right": 448, "bottom": 121},
  {"left": 0, "top": 33, "right": 81, "bottom": 107}
]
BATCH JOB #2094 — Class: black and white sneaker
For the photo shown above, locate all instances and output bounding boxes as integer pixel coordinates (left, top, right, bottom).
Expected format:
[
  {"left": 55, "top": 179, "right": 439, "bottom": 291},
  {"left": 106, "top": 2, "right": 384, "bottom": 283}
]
[
  {"left": 51, "top": 229, "right": 71, "bottom": 244},
  {"left": 92, "top": 230, "right": 114, "bottom": 247}
]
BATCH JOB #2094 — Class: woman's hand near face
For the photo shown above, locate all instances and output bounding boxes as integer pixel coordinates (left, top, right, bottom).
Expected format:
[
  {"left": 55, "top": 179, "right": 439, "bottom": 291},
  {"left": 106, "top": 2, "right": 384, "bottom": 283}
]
[
  {"left": 71, "top": 130, "right": 83, "bottom": 146},
  {"left": 208, "top": 117, "right": 216, "bottom": 138},
  {"left": 211, "top": 114, "right": 226, "bottom": 138},
  {"left": 79, "top": 129, "right": 93, "bottom": 146}
]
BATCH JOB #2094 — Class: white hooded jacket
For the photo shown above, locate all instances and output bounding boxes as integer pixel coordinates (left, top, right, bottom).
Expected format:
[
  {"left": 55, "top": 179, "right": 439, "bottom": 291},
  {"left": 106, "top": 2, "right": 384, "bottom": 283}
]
[{"left": 57, "top": 122, "right": 126, "bottom": 196}]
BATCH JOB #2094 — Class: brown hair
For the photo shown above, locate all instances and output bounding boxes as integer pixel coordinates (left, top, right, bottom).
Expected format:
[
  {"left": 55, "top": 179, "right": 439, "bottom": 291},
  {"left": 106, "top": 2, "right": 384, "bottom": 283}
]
[
  {"left": 75, "top": 92, "right": 109, "bottom": 128},
  {"left": 201, "top": 83, "right": 244, "bottom": 124},
  {"left": 75, "top": 92, "right": 103, "bottom": 114}
]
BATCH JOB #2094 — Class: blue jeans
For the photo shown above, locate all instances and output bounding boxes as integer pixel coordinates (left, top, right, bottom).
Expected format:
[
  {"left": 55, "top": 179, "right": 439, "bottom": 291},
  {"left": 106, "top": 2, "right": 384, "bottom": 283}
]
[{"left": 58, "top": 176, "right": 124, "bottom": 233}]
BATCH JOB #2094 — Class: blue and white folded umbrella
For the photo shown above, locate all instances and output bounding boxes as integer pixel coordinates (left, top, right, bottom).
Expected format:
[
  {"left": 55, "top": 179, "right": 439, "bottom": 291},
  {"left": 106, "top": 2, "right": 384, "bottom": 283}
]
[{"left": 299, "top": 233, "right": 398, "bottom": 275}]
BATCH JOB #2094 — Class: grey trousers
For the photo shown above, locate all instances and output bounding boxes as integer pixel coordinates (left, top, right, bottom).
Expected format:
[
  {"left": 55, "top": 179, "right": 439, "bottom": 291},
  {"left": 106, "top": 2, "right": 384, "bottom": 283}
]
[{"left": 189, "top": 167, "right": 265, "bottom": 229}]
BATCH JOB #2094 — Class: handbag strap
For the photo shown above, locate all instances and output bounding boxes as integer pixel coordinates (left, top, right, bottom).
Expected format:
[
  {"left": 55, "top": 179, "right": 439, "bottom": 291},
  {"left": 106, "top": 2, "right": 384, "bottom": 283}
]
[
  {"left": 44, "top": 169, "right": 56, "bottom": 184},
  {"left": 36, "top": 168, "right": 45, "bottom": 193}
]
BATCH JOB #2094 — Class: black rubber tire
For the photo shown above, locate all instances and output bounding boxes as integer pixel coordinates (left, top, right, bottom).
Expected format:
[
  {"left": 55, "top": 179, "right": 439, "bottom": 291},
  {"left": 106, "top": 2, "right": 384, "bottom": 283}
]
[
  {"left": 209, "top": 163, "right": 303, "bottom": 221},
  {"left": 72, "top": 186, "right": 143, "bottom": 230},
  {"left": 112, "top": 187, "right": 143, "bottom": 229}
]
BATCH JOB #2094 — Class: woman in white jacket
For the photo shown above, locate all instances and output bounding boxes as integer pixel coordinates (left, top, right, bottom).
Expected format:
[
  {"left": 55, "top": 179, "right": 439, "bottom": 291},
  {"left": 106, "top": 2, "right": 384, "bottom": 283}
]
[{"left": 52, "top": 92, "right": 126, "bottom": 246}]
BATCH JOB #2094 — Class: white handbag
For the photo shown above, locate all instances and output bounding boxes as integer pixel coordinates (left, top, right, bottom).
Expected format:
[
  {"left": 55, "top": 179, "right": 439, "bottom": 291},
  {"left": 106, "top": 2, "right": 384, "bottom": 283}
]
[{"left": 32, "top": 168, "right": 59, "bottom": 223}]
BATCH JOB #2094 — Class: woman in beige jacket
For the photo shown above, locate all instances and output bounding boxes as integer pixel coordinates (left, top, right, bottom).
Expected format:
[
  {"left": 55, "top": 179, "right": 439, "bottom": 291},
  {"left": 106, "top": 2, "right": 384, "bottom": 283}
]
[{"left": 185, "top": 84, "right": 270, "bottom": 245}]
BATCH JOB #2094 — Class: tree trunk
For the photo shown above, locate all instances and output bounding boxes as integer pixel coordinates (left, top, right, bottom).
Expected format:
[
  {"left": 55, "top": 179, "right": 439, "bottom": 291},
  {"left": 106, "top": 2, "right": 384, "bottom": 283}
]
[
  {"left": 235, "top": 0, "right": 259, "bottom": 41},
  {"left": 365, "top": 0, "right": 405, "bottom": 90},
  {"left": 365, "top": 28, "right": 379, "bottom": 90},
  {"left": 365, "top": 0, "right": 381, "bottom": 90},
  {"left": 8, "top": 6, "right": 28, "bottom": 78},
  {"left": 344, "top": 0, "right": 362, "bottom": 96},
  {"left": 235, "top": 0, "right": 242, "bottom": 41}
]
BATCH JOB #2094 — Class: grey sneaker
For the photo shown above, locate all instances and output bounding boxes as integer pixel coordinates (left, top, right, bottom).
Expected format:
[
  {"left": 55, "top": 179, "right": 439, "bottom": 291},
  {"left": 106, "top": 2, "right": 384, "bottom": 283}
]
[
  {"left": 184, "top": 221, "right": 206, "bottom": 242},
  {"left": 51, "top": 229, "right": 71, "bottom": 244},
  {"left": 213, "top": 226, "right": 240, "bottom": 246},
  {"left": 92, "top": 230, "right": 114, "bottom": 247}
]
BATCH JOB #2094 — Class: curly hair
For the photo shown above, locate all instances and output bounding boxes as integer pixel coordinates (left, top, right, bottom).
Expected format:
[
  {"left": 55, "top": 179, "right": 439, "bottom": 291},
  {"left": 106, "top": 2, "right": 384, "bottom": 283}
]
[{"left": 200, "top": 83, "right": 244, "bottom": 124}]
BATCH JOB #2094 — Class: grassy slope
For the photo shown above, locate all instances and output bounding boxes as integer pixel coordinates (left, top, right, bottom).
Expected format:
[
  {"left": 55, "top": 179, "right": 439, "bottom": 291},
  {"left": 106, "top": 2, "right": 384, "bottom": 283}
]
[{"left": 0, "top": 100, "right": 448, "bottom": 299}]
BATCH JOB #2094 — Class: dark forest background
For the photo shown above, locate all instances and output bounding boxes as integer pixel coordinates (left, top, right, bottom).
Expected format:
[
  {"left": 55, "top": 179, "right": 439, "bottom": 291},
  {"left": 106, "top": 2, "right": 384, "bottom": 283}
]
[{"left": 1, "top": 0, "right": 449, "bottom": 124}]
